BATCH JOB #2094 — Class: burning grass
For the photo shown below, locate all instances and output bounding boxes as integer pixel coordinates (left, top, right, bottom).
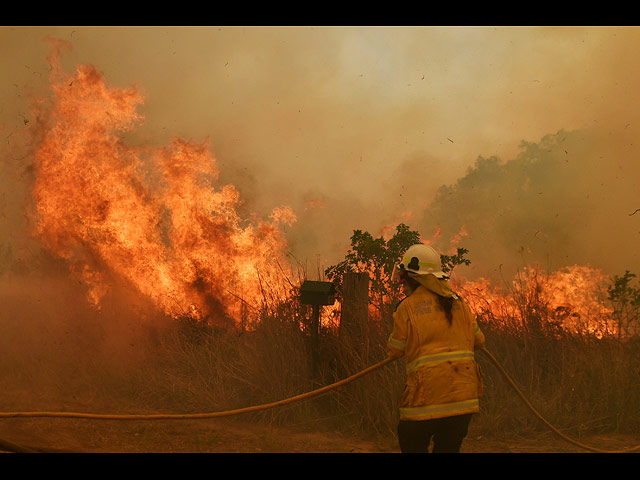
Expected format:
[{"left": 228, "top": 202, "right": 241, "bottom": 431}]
[
  {"left": 29, "top": 41, "right": 297, "bottom": 329},
  {"left": 3, "top": 40, "right": 639, "bottom": 448},
  {"left": 130, "top": 262, "right": 640, "bottom": 439},
  {"left": 2, "top": 253, "right": 640, "bottom": 446}
]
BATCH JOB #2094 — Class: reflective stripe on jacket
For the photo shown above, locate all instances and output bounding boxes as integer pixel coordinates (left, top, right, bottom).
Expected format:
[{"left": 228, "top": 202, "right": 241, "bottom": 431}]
[{"left": 387, "top": 285, "right": 485, "bottom": 421}]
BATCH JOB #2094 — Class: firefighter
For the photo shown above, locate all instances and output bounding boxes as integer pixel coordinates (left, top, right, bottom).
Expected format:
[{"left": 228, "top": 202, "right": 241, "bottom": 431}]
[{"left": 387, "top": 243, "right": 485, "bottom": 453}]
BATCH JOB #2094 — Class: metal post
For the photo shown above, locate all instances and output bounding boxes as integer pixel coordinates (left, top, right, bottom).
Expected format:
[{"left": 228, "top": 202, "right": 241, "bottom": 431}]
[{"left": 299, "top": 280, "right": 335, "bottom": 380}]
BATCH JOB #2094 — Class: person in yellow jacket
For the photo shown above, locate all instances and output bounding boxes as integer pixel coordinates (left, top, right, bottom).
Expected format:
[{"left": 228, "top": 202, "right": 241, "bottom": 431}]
[{"left": 387, "top": 243, "right": 485, "bottom": 453}]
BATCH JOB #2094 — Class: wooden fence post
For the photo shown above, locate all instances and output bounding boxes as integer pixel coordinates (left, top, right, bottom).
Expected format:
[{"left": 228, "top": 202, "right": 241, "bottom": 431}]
[{"left": 340, "top": 272, "right": 370, "bottom": 347}]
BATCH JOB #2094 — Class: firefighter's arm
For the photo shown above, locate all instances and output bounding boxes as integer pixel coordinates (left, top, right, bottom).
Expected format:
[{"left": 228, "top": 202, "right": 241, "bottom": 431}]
[{"left": 387, "top": 302, "right": 408, "bottom": 359}]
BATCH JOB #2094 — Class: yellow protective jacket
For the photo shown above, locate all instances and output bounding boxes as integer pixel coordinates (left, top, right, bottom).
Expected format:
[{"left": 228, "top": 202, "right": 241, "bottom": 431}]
[{"left": 387, "top": 284, "right": 485, "bottom": 421}]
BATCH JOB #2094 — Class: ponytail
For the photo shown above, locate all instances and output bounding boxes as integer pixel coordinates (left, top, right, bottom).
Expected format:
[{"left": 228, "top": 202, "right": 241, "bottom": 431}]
[{"left": 438, "top": 295, "right": 455, "bottom": 325}]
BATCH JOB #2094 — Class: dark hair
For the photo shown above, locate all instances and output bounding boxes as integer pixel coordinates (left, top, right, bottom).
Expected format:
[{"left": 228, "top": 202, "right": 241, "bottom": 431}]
[
  {"left": 405, "top": 274, "right": 421, "bottom": 292},
  {"left": 438, "top": 295, "right": 454, "bottom": 325},
  {"left": 399, "top": 270, "right": 455, "bottom": 325},
  {"left": 397, "top": 269, "right": 420, "bottom": 291}
]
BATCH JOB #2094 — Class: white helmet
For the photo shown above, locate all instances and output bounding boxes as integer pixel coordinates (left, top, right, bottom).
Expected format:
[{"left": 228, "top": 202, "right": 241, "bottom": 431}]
[{"left": 396, "top": 244, "right": 447, "bottom": 278}]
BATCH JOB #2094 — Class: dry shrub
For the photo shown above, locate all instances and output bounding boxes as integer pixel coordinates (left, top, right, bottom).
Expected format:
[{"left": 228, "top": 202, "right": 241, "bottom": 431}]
[
  {"left": 121, "top": 269, "right": 640, "bottom": 442},
  {"left": 4, "top": 257, "right": 638, "bottom": 444}
]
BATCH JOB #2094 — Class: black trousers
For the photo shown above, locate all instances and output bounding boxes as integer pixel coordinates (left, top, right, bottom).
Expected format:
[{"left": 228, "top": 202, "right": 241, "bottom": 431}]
[{"left": 397, "top": 413, "right": 473, "bottom": 453}]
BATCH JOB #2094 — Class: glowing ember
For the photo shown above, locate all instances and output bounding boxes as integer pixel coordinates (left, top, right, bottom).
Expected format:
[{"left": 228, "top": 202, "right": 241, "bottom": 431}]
[{"left": 30, "top": 42, "right": 295, "bottom": 326}]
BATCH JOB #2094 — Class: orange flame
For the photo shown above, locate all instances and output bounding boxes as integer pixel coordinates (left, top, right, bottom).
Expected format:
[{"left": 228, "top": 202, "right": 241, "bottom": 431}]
[
  {"left": 30, "top": 44, "right": 295, "bottom": 326},
  {"left": 448, "top": 225, "right": 468, "bottom": 253},
  {"left": 422, "top": 225, "right": 441, "bottom": 246},
  {"left": 452, "top": 264, "right": 617, "bottom": 338},
  {"left": 379, "top": 211, "right": 414, "bottom": 240}
]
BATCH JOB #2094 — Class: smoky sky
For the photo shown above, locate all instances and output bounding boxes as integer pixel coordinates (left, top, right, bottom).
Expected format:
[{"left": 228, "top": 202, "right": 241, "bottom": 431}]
[{"left": 1, "top": 26, "right": 639, "bottom": 282}]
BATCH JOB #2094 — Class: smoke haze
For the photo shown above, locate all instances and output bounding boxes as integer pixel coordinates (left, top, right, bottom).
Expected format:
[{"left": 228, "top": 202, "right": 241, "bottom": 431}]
[
  {"left": 1, "top": 25, "right": 639, "bottom": 286},
  {"left": 2, "top": 25, "right": 640, "bottom": 421}
]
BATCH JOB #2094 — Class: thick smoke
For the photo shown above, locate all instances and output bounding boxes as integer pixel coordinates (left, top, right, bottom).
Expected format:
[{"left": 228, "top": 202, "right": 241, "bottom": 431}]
[
  {"left": 3, "top": 27, "right": 640, "bottom": 274},
  {"left": 1, "top": 27, "right": 640, "bottom": 383},
  {"left": 421, "top": 128, "right": 640, "bottom": 281}
]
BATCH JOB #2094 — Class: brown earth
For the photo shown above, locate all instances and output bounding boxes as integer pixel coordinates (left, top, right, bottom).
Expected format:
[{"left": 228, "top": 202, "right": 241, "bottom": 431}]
[{"left": 2, "top": 414, "right": 640, "bottom": 454}]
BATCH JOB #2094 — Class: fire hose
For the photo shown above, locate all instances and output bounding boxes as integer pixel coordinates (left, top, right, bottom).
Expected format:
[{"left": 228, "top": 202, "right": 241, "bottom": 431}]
[
  {"left": 1, "top": 347, "right": 640, "bottom": 453},
  {"left": 478, "top": 347, "right": 640, "bottom": 453}
]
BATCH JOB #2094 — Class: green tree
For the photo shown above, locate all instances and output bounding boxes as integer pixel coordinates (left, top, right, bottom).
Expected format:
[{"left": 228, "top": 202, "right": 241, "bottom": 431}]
[
  {"left": 325, "top": 224, "right": 471, "bottom": 318},
  {"left": 607, "top": 270, "right": 640, "bottom": 338},
  {"left": 325, "top": 224, "right": 419, "bottom": 314},
  {"left": 441, "top": 247, "right": 471, "bottom": 275}
]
